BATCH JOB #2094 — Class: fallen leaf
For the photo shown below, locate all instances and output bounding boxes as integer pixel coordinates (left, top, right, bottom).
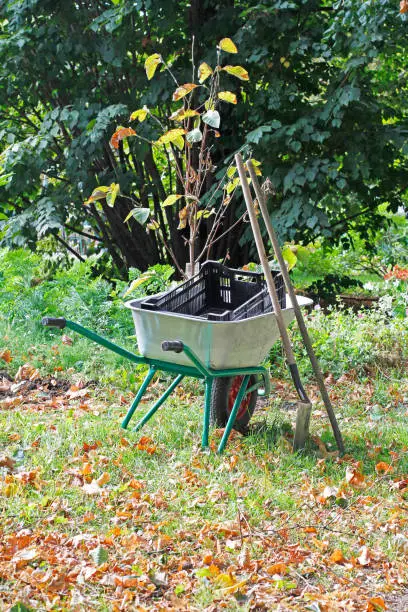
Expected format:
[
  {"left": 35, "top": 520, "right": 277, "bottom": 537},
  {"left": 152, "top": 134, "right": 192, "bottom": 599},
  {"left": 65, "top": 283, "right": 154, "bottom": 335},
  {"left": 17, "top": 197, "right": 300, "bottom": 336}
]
[
  {"left": 15, "top": 364, "right": 39, "bottom": 381},
  {"left": 266, "top": 562, "right": 289, "bottom": 575},
  {"left": 137, "top": 436, "right": 157, "bottom": 454},
  {"left": 96, "top": 472, "right": 110, "bottom": 486},
  {"left": 357, "top": 545, "right": 371, "bottom": 566},
  {"left": 0, "top": 348, "right": 12, "bottom": 363},
  {"left": 346, "top": 465, "right": 365, "bottom": 487},
  {"left": 81, "top": 462, "right": 93, "bottom": 476},
  {"left": 12, "top": 547, "right": 39, "bottom": 564},
  {"left": 66, "top": 387, "right": 90, "bottom": 399},
  {"left": 0, "top": 455, "right": 16, "bottom": 471},
  {"left": 237, "top": 545, "right": 251, "bottom": 568},
  {"left": 375, "top": 462, "right": 393, "bottom": 475},
  {"left": 90, "top": 545, "right": 109, "bottom": 566},
  {"left": 0, "top": 377, "right": 12, "bottom": 392},
  {"left": 214, "top": 572, "right": 236, "bottom": 588},
  {"left": 202, "top": 552, "right": 213, "bottom": 565},
  {"left": 367, "top": 596, "right": 386, "bottom": 611},
  {"left": 330, "top": 549, "right": 347, "bottom": 564},
  {"left": 61, "top": 335, "right": 73, "bottom": 346},
  {"left": 148, "top": 569, "right": 168, "bottom": 588}
]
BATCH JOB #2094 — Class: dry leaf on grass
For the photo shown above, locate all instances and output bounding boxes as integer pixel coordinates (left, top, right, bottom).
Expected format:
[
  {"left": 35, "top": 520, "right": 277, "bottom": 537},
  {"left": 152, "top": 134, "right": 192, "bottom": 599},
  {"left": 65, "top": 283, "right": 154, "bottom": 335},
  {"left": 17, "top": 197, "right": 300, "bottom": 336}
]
[{"left": 357, "top": 545, "right": 371, "bottom": 566}]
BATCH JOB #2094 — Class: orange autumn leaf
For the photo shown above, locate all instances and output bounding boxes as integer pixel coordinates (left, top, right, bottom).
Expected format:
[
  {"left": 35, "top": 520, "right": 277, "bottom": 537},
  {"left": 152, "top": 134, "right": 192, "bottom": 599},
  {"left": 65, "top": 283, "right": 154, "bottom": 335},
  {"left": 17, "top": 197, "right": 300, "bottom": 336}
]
[
  {"left": 172, "top": 83, "right": 198, "bottom": 101},
  {"left": 207, "top": 563, "right": 220, "bottom": 577},
  {"left": 110, "top": 127, "right": 136, "bottom": 149},
  {"left": 375, "top": 461, "right": 393, "bottom": 475},
  {"left": 137, "top": 435, "right": 154, "bottom": 446},
  {"left": 400, "top": 0, "right": 408, "bottom": 13},
  {"left": 330, "top": 549, "right": 347, "bottom": 564},
  {"left": 202, "top": 552, "right": 213, "bottom": 565},
  {"left": 346, "top": 465, "right": 365, "bottom": 487},
  {"left": 128, "top": 478, "right": 144, "bottom": 490},
  {"left": 0, "top": 348, "right": 13, "bottom": 363},
  {"left": 367, "top": 596, "right": 386, "bottom": 611},
  {"left": 266, "top": 562, "right": 289, "bottom": 575},
  {"left": 96, "top": 472, "right": 110, "bottom": 486},
  {"left": 82, "top": 462, "right": 93, "bottom": 476},
  {"left": 136, "top": 436, "right": 157, "bottom": 454},
  {"left": 83, "top": 511, "right": 95, "bottom": 523}
]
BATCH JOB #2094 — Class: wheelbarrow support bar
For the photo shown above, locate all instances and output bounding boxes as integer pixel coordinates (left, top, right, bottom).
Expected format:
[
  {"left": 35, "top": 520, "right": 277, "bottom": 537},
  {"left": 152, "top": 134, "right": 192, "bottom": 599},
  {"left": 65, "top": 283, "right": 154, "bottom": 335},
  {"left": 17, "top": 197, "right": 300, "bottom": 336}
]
[{"left": 41, "top": 317, "right": 270, "bottom": 452}]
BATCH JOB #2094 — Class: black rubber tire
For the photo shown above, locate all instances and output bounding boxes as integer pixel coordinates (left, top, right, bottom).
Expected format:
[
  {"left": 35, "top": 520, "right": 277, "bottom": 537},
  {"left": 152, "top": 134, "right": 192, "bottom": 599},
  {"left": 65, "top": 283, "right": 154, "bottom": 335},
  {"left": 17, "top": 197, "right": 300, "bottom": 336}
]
[{"left": 210, "top": 375, "right": 258, "bottom": 433}]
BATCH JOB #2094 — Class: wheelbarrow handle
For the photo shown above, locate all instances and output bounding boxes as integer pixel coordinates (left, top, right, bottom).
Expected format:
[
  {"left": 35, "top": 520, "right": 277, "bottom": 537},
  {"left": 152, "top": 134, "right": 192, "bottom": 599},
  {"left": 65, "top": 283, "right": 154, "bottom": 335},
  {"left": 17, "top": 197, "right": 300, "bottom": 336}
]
[
  {"left": 41, "top": 317, "right": 67, "bottom": 329},
  {"left": 162, "top": 340, "right": 184, "bottom": 353}
]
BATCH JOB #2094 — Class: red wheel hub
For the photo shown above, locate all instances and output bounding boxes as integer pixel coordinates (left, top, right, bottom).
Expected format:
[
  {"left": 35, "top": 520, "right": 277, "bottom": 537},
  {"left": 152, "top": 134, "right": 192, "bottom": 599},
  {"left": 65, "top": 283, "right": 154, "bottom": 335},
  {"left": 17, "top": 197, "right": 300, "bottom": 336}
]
[{"left": 227, "top": 376, "right": 251, "bottom": 420}]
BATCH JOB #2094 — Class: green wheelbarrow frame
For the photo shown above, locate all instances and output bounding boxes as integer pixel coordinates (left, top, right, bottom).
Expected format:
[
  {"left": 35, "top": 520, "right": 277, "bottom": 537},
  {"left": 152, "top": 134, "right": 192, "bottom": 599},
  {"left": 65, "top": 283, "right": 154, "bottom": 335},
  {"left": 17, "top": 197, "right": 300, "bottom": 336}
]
[{"left": 42, "top": 317, "right": 270, "bottom": 453}]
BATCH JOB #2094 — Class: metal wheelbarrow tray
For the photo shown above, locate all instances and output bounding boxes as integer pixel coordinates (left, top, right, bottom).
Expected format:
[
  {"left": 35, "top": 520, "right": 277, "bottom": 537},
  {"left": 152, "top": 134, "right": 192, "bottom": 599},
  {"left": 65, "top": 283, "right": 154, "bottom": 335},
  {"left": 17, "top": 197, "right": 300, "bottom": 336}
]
[{"left": 126, "top": 294, "right": 311, "bottom": 370}]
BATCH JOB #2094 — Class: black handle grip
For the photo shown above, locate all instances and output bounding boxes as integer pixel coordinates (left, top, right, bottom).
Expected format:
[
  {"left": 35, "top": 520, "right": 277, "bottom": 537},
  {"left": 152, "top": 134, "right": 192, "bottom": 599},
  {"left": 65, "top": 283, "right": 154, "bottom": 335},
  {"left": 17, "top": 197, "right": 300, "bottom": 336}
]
[
  {"left": 41, "top": 317, "right": 67, "bottom": 329},
  {"left": 161, "top": 340, "right": 184, "bottom": 353}
]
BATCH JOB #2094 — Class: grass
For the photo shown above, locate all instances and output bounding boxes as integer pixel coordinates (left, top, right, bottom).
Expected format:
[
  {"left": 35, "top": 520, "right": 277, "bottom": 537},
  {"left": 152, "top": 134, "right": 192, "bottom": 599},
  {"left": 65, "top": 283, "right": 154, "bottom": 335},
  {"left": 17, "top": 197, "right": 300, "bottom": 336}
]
[
  {"left": 1, "top": 248, "right": 408, "bottom": 609},
  {"left": 1, "top": 349, "right": 408, "bottom": 609}
]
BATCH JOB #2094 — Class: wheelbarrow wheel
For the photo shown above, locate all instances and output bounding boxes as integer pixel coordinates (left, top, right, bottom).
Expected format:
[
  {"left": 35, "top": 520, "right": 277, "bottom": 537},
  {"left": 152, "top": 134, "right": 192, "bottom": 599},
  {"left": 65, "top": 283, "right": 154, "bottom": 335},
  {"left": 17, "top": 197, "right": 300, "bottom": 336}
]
[{"left": 210, "top": 375, "right": 258, "bottom": 434}]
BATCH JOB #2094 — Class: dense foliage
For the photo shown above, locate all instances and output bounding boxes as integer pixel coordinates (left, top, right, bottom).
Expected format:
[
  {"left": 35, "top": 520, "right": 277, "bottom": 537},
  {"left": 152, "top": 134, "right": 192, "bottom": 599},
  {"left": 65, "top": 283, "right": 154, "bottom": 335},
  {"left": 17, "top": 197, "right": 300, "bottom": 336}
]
[{"left": 0, "top": 0, "right": 407, "bottom": 274}]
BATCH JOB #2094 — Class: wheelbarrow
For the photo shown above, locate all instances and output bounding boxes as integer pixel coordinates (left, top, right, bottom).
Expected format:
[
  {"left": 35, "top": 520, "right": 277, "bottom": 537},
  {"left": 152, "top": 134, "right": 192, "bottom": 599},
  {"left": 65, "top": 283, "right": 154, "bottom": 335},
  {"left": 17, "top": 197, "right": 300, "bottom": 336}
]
[{"left": 41, "top": 262, "right": 312, "bottom": 453}]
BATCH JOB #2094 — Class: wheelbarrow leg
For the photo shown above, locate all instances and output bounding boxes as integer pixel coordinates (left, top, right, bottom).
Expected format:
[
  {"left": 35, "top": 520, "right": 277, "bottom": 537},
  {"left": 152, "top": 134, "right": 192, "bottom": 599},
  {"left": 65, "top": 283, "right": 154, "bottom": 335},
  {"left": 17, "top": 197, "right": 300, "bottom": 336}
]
[
  {"left": 121, "top": 367, "right": 156, "bottom": 429},
  {"left": 132, "top": 374, "right": 184, "bottom": 432},
  {"left": 217, "top": 375, "right": 250, "bottom": 454},
  {"left": 202, "top": 378, "right": 213, "bottom": 449}
]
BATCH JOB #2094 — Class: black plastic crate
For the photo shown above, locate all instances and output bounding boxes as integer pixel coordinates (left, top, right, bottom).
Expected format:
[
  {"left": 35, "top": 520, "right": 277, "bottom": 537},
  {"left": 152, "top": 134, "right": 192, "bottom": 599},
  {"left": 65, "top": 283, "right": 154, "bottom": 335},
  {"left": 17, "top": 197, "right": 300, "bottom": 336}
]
[{"left": 140, "top": 261, "right": 285, "bottom": 321}]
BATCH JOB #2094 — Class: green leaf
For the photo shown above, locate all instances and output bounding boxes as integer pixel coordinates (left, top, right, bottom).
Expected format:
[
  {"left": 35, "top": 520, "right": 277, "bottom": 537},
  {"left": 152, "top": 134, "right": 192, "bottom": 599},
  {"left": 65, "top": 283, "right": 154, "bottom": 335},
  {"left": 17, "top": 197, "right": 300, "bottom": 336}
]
[
  {"left": 0, "top": 172, "right": 12, "bottom": 187},
  {"left": 225, "top": 177, "right": 240, "bottom": 194},
  {"left": 145, "top": 53, "right": 162, "bottom": 80},
  {"left": 90, "top": 546, "right": 109, "bottom": 566},
  {"left": 124, "top": 207, "right": 150, "bottom": 224},
  {"left": 196, "top": 208, "right": 215, "bottom": 220},
  {"left": 290, "top": 140, "right": 301, "bottom": 153},
  {"left": 10, "top": 605, "right": 34, "bottom": 612},
  {"left": 174, "top": 584, "right": 186, "bottom": 596},
  {"left": 106, "top": 182, "right": 120, "bottom": 207},
  {"left": 186, "top": 128, "right": 202, "bottom": 143},
  {"left": 162, "top": 194, "right": 182, "bottom": 207},
  {"left": 156, "top": 129, "right": 186, "bottom": 147},
  {"left": 282, "top": 245, "right": 297, "bottom": 270},
  {"left": 124, "top": 273, "right": 154, "bottom": 297},
  {"left": 202, "top": 110, "right": 220, "bottom": 129},
  {"left": 246, "top": 125, "right": 272, "bottom": 144},
  {"left": 196, "top": 567, "right": 212, "bottom": 578},
  {"left": 222, "top": 65, "right": 249, "bottom": 81},
  {"left": 147, "top": 220, "right": 160, "bottom": 231}
]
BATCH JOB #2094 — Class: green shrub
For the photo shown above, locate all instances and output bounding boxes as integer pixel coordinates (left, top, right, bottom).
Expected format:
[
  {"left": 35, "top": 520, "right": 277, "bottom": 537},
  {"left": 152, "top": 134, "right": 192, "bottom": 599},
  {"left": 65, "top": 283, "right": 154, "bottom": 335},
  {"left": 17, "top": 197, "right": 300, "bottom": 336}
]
[{"left": 289, "top": 304, "right": 408, "bottom": 378}]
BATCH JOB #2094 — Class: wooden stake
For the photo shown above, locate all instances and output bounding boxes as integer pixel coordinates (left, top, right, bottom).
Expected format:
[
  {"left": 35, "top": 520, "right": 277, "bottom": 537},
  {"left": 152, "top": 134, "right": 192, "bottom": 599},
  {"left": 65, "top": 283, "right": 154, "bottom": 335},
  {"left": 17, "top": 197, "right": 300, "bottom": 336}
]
[
  {"left": 246, "top": 159, "right": 344, "bottom": 456},
  {"left": 235, "top": 153, "right": 312, "bottom": 449}
]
